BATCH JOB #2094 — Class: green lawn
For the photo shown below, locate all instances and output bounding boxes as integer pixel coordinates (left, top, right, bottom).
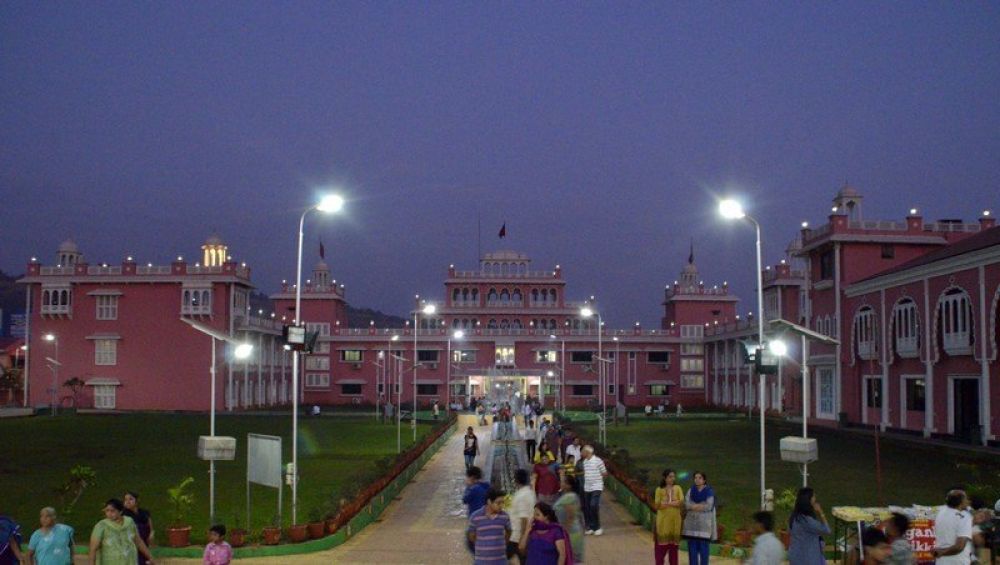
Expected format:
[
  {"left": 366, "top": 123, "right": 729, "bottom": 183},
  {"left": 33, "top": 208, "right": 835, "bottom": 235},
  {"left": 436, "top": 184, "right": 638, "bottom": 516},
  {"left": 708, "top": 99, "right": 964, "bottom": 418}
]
[
  {"left": 571, "top": 416, "right": 1000, "bottom": 537},
  {"left": 1, "top": 413, "right": 434, "bottom": 544}
]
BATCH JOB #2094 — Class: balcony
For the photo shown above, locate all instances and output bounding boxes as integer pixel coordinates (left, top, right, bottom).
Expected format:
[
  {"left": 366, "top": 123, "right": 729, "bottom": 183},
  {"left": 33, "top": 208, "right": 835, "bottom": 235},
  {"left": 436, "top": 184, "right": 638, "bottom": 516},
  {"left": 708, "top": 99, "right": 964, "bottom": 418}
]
[
  {"left": 943, "top": 332, "right": 973, "bottom": 356},
  {"left": 895, "top": 337, "right": 918, "bottom": 359},
  {"left": 857, "top": 340, "right": 878, "bottom": 361}
]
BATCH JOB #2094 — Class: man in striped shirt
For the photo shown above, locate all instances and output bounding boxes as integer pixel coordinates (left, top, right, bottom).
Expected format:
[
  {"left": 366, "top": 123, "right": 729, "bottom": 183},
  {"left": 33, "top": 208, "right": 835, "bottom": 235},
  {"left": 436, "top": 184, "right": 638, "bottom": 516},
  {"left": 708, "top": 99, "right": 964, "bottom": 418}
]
[
  {"left": 467, "top": 488, "right": 512, "bottom": 565},
  {"left": 581, "top": 445, "right": 608, "bottom": 536}
]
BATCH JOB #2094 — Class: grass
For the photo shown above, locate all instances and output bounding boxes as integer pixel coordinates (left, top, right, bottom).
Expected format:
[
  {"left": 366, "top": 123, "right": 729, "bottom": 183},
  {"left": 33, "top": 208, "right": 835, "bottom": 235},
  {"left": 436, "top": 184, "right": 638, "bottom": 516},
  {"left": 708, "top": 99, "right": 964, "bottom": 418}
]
[
  {"left": 0, "top": 413, "right": 434, "bottom": 545},
  {"left": 571, "top": 416, "right": 1000, "bottom": 537}
]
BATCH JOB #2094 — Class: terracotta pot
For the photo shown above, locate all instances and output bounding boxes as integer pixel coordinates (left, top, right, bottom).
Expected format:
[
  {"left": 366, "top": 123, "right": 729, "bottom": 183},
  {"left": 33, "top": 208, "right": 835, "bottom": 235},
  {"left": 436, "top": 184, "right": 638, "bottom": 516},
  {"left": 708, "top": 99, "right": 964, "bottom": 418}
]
[
  {"left": 166, "top": 526, "right": 191, "bottom": 548},
  {"left": 307, "top": 521, "right": 325, "bottom": 539},
  {"left": 229, "top": 529, "right": 247, "bottom": 548},
  {"left": 287, "top": 523, "right": 309, "bottom": 543},
  {"left": 262, "top": 526, "right": 281, "bottom": 545},
  {"left": 326, "top": 517, "right": 342, "bottom": 535}
]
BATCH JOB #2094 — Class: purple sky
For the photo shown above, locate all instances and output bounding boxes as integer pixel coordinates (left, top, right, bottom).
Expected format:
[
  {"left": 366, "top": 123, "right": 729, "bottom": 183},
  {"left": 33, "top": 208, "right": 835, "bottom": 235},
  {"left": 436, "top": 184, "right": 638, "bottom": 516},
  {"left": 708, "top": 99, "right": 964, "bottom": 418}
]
[{"left": 2, "top": 3, "right": 998, "bottom": 326}]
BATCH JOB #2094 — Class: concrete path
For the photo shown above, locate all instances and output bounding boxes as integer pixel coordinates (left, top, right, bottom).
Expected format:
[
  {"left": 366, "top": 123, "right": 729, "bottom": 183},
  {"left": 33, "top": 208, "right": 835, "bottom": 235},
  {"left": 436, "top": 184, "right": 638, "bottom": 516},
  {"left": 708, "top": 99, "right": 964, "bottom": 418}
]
[{"left": 152, "top": 421, "right": 741, "bottom": 564}]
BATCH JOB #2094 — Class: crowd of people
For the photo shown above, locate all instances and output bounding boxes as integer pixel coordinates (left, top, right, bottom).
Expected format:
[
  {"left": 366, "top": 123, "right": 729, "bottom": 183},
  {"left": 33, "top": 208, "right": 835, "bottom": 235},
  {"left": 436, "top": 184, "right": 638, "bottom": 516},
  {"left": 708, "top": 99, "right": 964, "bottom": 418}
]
[{"left": 0, "top": 491, "right": 234, "bottom": 565}]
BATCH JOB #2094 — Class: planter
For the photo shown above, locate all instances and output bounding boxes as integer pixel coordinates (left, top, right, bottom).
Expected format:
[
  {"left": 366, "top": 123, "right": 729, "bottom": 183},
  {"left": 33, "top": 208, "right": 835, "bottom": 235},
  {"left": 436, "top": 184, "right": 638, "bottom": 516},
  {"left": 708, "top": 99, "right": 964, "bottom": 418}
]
[
  {"left": 287, "top": 523, "right": 309, "bottom": 543},
  {"left": 262, "top": 526, "right": 281, "bottom": 545},
  {"left": 307, "top": 521, "right": 325, "bottom": 539},
  {"left": 229, "top": 529, "right": 247, "bottom": 548},
  {"left": 326, "top": 517, "right": 343, "bottom": 535},
  {"left": 166, "top": 526, "right": 191, "bottom": 548},
  {"left": 734, "top": 528, "right": 752, "bottom": 547}
]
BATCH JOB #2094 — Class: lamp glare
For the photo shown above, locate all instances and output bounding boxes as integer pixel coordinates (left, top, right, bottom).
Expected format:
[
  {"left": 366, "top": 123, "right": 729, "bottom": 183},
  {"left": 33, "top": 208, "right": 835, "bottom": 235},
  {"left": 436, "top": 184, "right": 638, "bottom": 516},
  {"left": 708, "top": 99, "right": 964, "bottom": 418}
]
[{"left": 719, "top": 199, "right": 746, "bottom": 220}]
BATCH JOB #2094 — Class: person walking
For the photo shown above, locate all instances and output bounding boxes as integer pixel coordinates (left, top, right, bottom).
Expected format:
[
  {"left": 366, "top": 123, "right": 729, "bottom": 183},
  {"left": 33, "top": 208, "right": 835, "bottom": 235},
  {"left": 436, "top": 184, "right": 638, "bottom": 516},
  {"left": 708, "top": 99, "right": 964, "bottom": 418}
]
[
  {"left": 884, "top": 512, "right": 914, "bottom": 565},
  {"left": 553, "top": 475, "right": 584, "bottom": 563},
  {"left": 0, "top": 515, "right": 24, "bottom": 565},
  {"left": 654, "top": 469, "right": 684, "bottom": 565},
  {"left": 89, "top": 498, "right": 155, "bottom": 565},
  {"left": 520, "top": 502, "right": 572, "bottom": 565},
  {"left": 123, "top": 491, "right": 153, "bottom": 564},
  {"left": 786, "top": 487, "right": 830, "bottom": 565},
  {"left": 564, "top": 437, "right": 582, "bottom": 466},
  {"left": 433, "top": 400, "right": 440, "bottom": 420},
  {"left": 535, "top": 440, "right": 556, "bottom": 464},
  {"left": 463, "top": 427, "right": 481, "bottom": 470},
  {"left": 468, "top": 488, "right": 513, "bottom": 565},
  {"left": 933, "top": 488, "right": 972, "bottom": 564},
  {"left": 202, "top": 524, "right": 232, "bottom": 565},
  {"left": 533, "top": 452, "right": 562, "bottom": 506},
  {"left": 510, "top": 468, "right": 537, "bottom": 564},
  {"left": 682, "top": 471, "right": 716, "bottom": 565},
  {"left": 748, "top": 511, "right": 784, "bottom": 565},
  {"left": 525, "top": 420, "right": 538, "bottom": 463},
  {"left": 463, "top": 466, "right": 491, "bottom": 517},
  {"left": 580, "top": 445, "right": 607, "bottom": 536},
  {"left": 26, "top": 507, "right": 74, "bottom": 565}
]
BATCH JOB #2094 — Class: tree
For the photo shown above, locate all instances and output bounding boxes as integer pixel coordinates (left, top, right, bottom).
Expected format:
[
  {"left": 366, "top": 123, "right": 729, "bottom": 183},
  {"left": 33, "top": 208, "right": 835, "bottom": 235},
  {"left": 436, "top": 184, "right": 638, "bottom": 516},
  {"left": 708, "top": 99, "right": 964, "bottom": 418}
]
[
  {"left": 63, "top": 377, "right": 85, "bottom": 407},
  {"left": 0, "top": 366, "right": 23, "bottom": 405}
]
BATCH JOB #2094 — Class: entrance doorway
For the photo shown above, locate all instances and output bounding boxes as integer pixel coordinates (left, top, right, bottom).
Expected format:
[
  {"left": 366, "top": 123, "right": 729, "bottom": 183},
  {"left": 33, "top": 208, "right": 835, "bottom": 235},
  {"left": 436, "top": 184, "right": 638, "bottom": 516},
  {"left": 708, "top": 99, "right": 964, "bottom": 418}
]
[{"left": 952, "top": 378, "right": 980, "bottom": 443}]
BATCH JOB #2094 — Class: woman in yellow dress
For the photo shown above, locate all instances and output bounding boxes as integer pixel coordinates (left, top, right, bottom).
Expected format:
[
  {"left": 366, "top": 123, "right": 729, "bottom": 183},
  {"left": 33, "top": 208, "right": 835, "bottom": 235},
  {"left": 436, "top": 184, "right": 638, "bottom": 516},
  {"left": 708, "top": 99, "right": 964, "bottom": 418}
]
[{"left": 654, "top": 469, "right": 684, "bottom": 565}]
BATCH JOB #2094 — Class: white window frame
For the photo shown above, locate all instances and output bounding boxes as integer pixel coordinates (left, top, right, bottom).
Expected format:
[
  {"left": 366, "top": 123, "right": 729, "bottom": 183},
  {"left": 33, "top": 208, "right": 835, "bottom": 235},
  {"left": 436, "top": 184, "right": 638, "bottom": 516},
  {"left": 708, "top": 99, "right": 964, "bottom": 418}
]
[
  {"left": 816, "top": 367, "right": 835, "bottom": 419},
  {"left": 306, "top": 323, "right": 331, "bottom": 353},
  {"left": 680, "top": 358, "right": 703, "bottom": 372},
  {"left": 940, "top": 290, "right": 973, "bottom": 356},
  {"left": 305, "top": 373, "right": 330, "bottom": 388},
  {"left": 96, "top": 295, "right": 119, "bottom": 320},
  {"left": 680, "top": 343, "right": 703, "bottom": 356},
  {"left": 94, "top": 339, "right": 117, "bottom": 366},
  {"left": 680, "top": 325, "right": 704, "bottom": 338},
  {"left": 339, "top": 350, "right": 363, "bottom": 363},
  {"left": 681, "top": 374, "right": 704, "bottom": 389},
  {"left": 94, "top": 385, "right": 116, "bottom": 409},
  {"left": 893, "top": 299, "right": 919, "bottom": 358},
  {"left": 535, "top": 350, "right": 558, "bottom": 363},
  {"left": 305, "top": 356, "right": 329, "bottom": 371},
  {"left": 453, "top": 350, "right": 477, "bottom": 364},
  {"left": 181, "top": 288, "right": 212, "bottom": 316},
  {"left": 854, "top": 307, "right": 877, "bottom": 360}
]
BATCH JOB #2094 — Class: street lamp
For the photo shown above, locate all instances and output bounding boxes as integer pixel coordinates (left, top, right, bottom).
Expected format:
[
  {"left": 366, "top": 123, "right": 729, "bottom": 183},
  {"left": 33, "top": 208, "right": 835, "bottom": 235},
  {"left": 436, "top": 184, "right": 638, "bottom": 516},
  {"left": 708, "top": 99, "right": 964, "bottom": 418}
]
[
  {"left": 413, "top": 302, "right": 436, "bottom": 441},
  {"left": 16, "top": 344, "right": 27, "bottom": 408},
  {"left": 291, "top": 192, "right": 345, "bottom": 524},
  {"left": 43, "top": 333, "right": 58, "bottom": 416},
  {"left": 549, "top": 334, "right": 566, "bottom": 412},
  {"left": 718, "top": 197, "right": 767, "bottom": 509},
  {"left": 447, "top": 329, "right": 464, "bottom": 413},
  {"left": 180, "top": 317, "right": 254, "bottom": 524},
  {"left": 579, "top": 305, "right": 605, "bottom": 444}
]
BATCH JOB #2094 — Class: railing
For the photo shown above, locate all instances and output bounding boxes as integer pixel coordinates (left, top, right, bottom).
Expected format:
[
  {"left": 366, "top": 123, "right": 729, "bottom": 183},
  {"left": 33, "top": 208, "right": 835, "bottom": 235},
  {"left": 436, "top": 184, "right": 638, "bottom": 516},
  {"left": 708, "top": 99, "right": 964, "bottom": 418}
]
[
  {"left": 451, "top": 270, "right": 558, "bottom": 279},
  {"left": 40, "top": 304, "right": 72, "bottom": 315},
  {"left": 667, "top": 286, "right": 730, "bottom": 296},
  {"left": 39, "top": 266, "right": 75, "bottom": 275},
  {"left": 332, "top": 327, "right": 679, "bottom": 338},
  {"left": 924, "top": 222, "right": 981, "bottom": 233},
  {"left": 762, "top": 269, "right": 804, "bottom": 283},
  {"left": 239, "top": 315, "right": 282, "bottom": 330},
  {"left": 136, "top": 265, "right": 172, "bottom": 275},
  {"left": 849, "top": 220, "right": 907, "bottom": 231},
  {"left": 186, "top": 265, "right": 224, "bottom": 274},
  {"left": 87, "top": 266, "right": 123, "bottom": 275},
  {"left": 180, "top": 305, "right": 212, "bottom": 316}
]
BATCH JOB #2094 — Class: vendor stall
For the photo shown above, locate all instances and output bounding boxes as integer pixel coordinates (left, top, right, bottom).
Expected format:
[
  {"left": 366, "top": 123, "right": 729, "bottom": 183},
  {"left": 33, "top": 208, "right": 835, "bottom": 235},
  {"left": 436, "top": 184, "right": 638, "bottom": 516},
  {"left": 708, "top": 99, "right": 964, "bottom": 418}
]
[{"left": 832, "top": 506, "right": 938, "bottom": 564}]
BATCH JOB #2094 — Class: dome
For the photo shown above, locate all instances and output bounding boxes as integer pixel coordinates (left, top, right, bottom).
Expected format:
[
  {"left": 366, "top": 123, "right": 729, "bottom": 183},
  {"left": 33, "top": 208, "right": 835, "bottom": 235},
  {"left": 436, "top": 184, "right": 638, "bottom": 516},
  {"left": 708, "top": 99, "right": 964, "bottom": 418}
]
[
  {"left": 682, "top": 262, "right": 698, "bottom": 275},
  {"left": 58, "top": 239, "right": 79, "bottom": 253},
  {"left": 204, "top": 233, "right": 225, "bottom": 246},
  {"left": 314, "top": 259, "right": 329, "bottom": 271},
  {"left": 836, "top": 184, "right": 860, "bottom": 199}
]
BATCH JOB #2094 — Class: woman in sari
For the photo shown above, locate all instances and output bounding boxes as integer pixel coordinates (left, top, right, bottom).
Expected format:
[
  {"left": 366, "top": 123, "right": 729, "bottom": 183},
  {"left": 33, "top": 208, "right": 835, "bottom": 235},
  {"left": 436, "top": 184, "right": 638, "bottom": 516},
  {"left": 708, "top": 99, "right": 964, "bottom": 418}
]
[
  {"left": 681, "top": 471, "right": 716, "bottom": 565},
  {"left": 552, "top": 474, "right": 584, "bottom": 562},
  {"left": 520, "top": 502, "right": 572, "bottom": 565},
  {"left": 654, "top": 469, "right": 684, "bottom": 565}
]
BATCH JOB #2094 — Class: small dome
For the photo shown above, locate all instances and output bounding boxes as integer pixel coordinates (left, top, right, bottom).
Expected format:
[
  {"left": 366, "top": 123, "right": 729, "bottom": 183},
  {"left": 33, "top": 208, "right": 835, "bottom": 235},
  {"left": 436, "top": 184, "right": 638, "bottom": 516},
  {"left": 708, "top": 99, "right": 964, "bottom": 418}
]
[
  {"left": 836, "top": 184, "right": 860, "bottom": 199},
  {"left": 204, "top": 233, "right": 225, "bottom": 246},
  {"left": 58, "top": 239, "right": 79, "bottom": 253},
  {"left": 314, "top": 259, "right": 329, "bottom": 271},
  {"left": 682, "top": 262, "right": 698, "bottom": 274}
]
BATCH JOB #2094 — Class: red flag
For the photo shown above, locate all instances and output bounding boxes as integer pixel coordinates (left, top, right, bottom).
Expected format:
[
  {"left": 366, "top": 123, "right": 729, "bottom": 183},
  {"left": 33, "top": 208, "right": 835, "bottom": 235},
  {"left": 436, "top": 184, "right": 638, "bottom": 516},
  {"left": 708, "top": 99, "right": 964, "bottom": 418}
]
[
  {"left": 498, "top": 222, "right": 506, "bottom": 239},
  {"left": 319, "top": 239, "right": 325, "bottom": 259}
]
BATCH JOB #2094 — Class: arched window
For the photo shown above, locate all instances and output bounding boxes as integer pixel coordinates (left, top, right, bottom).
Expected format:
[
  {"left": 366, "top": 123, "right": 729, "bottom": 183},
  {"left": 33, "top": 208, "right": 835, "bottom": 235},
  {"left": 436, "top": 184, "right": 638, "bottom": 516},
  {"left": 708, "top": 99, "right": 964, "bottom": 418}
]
[
  {"left": 43, "top": 290, "right": 51, "bottom": 306},
  {"left": 512, "top": 289, "right": 522, "bottom": 305},
  {"left": 531, "top": 289, "right": 539, "bottom": 304},
  {"left": 500, "top": 319, "right": 510, "bottom": 329},
  {"left": 488, "top": 289, "right": 498, "bottom": 305},
  {"left": 500, "top": 290, "right": 510, "bottom": 305},
  {"left": 471, "top": 289, "right": 479, "bottom": 304},
  {"left": 549, "top": 289, "right": 558, "bottom": 304},
  {"left": 501, "top": 263, "right": 508, "bottom": 276},
  {"left": 488, "top": 319, "right": 498, "bottom": 329},
  {"left": 453, "top": 289, "right": 460, "bottom": 303},
  {"left": 453, "top": 319, "right": 461, "bottom": 328},
  {"left": 183, "top": 290, "right": 192, "bottom": 307},
  {"left": 892, "top": 298, "right": 919, "bottom": 357},
  {"left": 854, "top": 306, "right": 877, "bottom": 360},
  {"left": 550, "top": 318, "right": 557, "bottom": 329},
  {"left": 512, "top": 320, "right": 522, "bottom": 329},
  {"left": 939, "top": 288, "right": 973, "bottom": 355}
]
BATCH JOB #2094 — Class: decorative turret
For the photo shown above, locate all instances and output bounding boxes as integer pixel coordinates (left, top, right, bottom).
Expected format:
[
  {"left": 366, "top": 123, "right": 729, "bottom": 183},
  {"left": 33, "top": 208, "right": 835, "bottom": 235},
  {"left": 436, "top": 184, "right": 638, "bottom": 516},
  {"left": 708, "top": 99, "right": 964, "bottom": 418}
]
[
  {"left": 57, "top": 239, "right": 82, "bottom": 267},
  {"left": 832, "top": 184, "right": 863, "bottom": 221},
  {"left": 201, "top": 233, "right": 228, "bottom": 267},
  {"left": 313, "top": 259, "right": 331, "bottom": 288}
]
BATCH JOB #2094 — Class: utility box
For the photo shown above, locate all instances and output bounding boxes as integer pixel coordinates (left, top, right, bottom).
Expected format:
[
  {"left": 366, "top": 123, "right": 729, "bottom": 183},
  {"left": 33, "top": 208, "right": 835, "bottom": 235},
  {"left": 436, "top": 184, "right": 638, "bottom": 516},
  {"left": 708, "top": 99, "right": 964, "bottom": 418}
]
[
  {"left": 779, "top": 436, "right": 818, "bottom": 464},
  {"left": 198, "top": 436, "right": 237, "bottom": 461}
]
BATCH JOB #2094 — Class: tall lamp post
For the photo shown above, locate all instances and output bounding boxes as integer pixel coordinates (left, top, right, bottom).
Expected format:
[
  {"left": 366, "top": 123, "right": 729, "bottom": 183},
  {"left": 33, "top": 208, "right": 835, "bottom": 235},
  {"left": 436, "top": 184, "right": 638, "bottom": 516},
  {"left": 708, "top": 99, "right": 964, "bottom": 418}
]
[
  {"left": 180, "top": 317, "right": 253, "bottom": 524},
  {"left": 413, "top": 302, "right": 436, "bottom": 441},
  {"left": 579, "top": 306, "right": 604, "bottom": 444},
  {"left": 447, "top": 330, "right": 464, "bottom": 413},
  {"left": 43, "top": 334, "right": 58, "bottom": 416},
  {"left": 719, "top": 198, "right": 767, "bottom": 509},
  {"left": 17, "top": 344, "right": 27, "bottom": 408},
  {"left": 291, "top": 193, "right": 344, "bottom": 524},
  {"left": 388, "top": 335, "right": 401, "bottom": 451}
]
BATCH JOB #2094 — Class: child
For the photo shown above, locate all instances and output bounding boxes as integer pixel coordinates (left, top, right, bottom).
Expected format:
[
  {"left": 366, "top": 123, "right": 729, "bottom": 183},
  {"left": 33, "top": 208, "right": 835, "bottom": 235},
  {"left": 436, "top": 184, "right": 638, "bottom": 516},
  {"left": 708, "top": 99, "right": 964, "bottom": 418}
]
[{"left": 203, "top": 524, "right": 232, "bottom": 565}]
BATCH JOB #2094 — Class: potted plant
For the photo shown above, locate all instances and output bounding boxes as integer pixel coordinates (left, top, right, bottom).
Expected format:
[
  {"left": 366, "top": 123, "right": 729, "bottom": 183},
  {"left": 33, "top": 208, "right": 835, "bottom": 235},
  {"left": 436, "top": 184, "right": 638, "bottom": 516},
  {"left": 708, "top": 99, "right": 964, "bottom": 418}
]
[
  {"left": 165, "top": 477, "right": 195, "bottom": 547},
  {"left": 774, "top": 488, "right": 797, "bottom": 548},
  {"left": 262, "top": 514, "right": 281, "bottom": 545},
  {"left": 229, "top": 513, "right": 247, "bottom": 548},
  {"left": 307, "top": 506, "right": 326, "bottom": 539},
  {"left": 287, "top": 512, "right": 309, "bottom": 544}
]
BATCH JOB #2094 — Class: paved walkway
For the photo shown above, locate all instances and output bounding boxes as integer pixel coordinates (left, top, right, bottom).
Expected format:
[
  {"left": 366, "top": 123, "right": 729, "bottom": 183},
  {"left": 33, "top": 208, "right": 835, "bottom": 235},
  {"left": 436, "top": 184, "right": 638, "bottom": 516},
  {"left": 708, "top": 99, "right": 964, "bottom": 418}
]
[{"left": 153, "top": 421, "right": 740, "bottom": 564}]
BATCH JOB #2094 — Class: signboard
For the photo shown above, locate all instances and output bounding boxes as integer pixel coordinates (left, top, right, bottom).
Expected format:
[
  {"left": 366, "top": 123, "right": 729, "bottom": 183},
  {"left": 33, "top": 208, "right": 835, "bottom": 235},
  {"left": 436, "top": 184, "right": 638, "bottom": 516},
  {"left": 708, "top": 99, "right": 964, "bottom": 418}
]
[
  {"left": 901, "top": 519, "right": 935, "bottom": 564},
  {"left": 10, "top": 314, "right": 26, "bottom": 338},
  {"left": 248, "top": 433, "right": 282, "bottom": 487}
]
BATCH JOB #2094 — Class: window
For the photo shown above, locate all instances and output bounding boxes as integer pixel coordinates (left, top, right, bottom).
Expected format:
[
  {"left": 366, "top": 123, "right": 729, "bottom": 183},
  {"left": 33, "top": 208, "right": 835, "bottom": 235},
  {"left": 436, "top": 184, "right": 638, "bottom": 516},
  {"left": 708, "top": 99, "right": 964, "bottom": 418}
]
[
  {"left": 680, "top": 344, "right": 703, "bottom": 355},
  {"left": 305, "top": 356, "right": 330, "bottom": 370},
  {"left": 607, "top": 383, "right": 615, "bottom": 395},
  {"left": 95, "top": 339, "right": 117, "bottom": 366},
  {"left": 417, "top": 350, "right": 439, "bottom": 363},
  {"left": 854, "top": 307, "right": 877, "bottom": 360},
  {"left": 377, "top": 383, "right": 385, "bottom": 395},
  {"left": 680, "top": 358, "right": 703, "bottom": 372},
  {"left": 570, "top": 351, "right": 593, "bottom": 363},
  {"left": 681, "top": 375, "right": 704, "bottom": 388},
  {"left": 865, "top": 378, "right": 882, "bottom": 408},
  {"left": 571, "top": 385, "right": 594, "bottom": 396},
  {"left": 881, "top": 244, "right": 895, "bottom": 259},
  {"left": 893, "top": 299, "right": 919, "bottom": 357},
  {"left": 305, "top": 373, "right": 329, "bottom": 387},
  {"left": 453, "top": 350, "right": 477, "bottom": 363},
  {"left": 340, "top": 383, "right": 362, "bottom": 395},
  {"left": 680, "top": 325, "right": 704, "bottom": 338},
  {"left": 819, "top": 250, "right": 834, "bottom": 280},
  {"left": 647, "top": 351, "right": 671, "bottom": 364},
  {"left": 940, "top": 289, "right": 973, "bottom": 355},
  {"left": 905, "top": 379, "right": 925, "bottom": 411},
  {"left": 536, "top": 350, "right": 558, "bottom": 363},
  {"left": 649, "top": 384, "right": 670, "bottom": 396},
  {"left": 495, "top": 346, "right": 515, "bottom": 366},
  {"left": 94, "top": 385, "right": 116, "bottom": 409},
  {"left": 96, "top": 295, "right": 119, "bottom": 320},
  {"left": 340, "top": 350, "right": 363, "bottom": 363},
  {"left": 542, "top": 384, "right": 558, "bottom": 396},
  {"left": 41, "top": 287, "right": 72, "bottom": 315},
  {"left": 817, "top": 368, "right": 835, "bottom": 417},
  {"left": 764, "top": 290, "right": 779, "bottom": 321},
  {"left": 417, "top": 384, "right": 438, "bottom": 395},
  {"left": 181, "top": 288, "right": 212, "bottom": 315}
]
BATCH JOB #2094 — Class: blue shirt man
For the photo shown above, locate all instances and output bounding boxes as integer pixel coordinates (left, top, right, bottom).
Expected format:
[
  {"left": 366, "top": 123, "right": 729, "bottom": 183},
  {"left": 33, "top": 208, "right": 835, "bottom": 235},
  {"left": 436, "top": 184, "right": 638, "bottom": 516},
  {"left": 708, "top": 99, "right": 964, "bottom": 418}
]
[{"left": 463, "top": 465, "right": 491, "bottom": 517}]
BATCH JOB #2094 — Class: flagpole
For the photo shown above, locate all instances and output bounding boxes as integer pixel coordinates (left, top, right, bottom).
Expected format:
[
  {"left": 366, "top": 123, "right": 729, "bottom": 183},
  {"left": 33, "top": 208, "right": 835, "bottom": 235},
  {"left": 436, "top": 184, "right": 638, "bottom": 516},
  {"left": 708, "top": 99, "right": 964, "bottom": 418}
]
[{"left": 477, "top": 210, "right": 481, "bottom": 262}]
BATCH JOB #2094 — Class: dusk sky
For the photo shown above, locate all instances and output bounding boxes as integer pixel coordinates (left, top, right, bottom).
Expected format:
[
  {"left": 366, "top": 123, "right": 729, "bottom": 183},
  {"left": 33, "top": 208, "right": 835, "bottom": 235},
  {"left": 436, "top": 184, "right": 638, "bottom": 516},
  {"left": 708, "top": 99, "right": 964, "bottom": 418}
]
[{"left": 2, "top": 3, "right": 998, "bottom": 326}]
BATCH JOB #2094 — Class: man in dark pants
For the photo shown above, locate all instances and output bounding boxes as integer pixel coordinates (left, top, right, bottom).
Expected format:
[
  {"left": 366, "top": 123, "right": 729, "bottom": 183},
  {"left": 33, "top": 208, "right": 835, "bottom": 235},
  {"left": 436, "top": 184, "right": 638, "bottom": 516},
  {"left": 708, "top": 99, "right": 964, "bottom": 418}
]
[{"left": 524, "top": 419, "right": 537, "bottom": 462}]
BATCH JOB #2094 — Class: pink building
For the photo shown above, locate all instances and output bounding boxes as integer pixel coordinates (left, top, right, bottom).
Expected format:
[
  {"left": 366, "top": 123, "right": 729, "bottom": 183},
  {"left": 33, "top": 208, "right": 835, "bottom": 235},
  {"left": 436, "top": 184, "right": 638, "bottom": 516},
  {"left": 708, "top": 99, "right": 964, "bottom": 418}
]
[
  {"left": 706, "top": 187, "right": 1000, "bottom": 446},
  {"left": 18, "top": 236, "right": 292, "bottom": 412}
]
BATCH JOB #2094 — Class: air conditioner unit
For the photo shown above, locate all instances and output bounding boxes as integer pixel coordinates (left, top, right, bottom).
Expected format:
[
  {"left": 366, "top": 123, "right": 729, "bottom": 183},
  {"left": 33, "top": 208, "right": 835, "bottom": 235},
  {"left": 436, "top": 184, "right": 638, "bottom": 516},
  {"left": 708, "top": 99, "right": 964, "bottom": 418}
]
[
  {"left": 352, "top": 363, "right": 362, "bottom": 370},
  {"left": 779, "top": 436, "right": 818, "bottom": 464}
]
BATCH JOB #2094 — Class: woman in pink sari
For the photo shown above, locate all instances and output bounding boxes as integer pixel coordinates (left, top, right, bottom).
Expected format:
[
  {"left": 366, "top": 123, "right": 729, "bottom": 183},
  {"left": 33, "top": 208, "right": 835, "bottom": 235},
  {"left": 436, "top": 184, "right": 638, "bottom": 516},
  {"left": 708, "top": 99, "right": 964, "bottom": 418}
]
[{"left": 520, "top": 502, "right": 573, "bottom": 565}]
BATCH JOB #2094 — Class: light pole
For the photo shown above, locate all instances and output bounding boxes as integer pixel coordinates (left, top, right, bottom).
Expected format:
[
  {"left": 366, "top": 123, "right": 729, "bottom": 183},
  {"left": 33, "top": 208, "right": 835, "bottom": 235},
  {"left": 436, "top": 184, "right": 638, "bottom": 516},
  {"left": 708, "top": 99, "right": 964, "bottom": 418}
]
[
  {"left": 180, "top": 317, "right": 253, "bottom": 524},
  {"left": 447, "top": 329, "right": 464, "bottom": 413},
  {"left": 43, "top": 334, "right": 58, "bottom": 416},
  {"left": 580, "top": 306, "right": 604, "bottom": 444},
  {"left": 291, "top": 193, "right": 344, "bottom": 524},
  {"left": 17, "top": 345, "right": 27, "bottom": 407},
  {"left": 719, "top": 198, "right": 767, "bottom": 509},
  {"left": 413, "top": 302, "right": 436, "bottom": 442},
  {"left": 388, "top": 335, "right": 401, "bottom": 451}
]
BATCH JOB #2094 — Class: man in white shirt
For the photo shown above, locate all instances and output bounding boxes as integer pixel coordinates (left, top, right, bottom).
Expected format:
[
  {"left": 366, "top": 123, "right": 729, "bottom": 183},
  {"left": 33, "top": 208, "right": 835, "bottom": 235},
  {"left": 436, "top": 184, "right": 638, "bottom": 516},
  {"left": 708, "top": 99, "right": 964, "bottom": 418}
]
[
  {"left": 564, "top": 437, "right": 582, "bottom": 465},
  {"left": 934, "top": 489, "right": 973, "bottom": 564},
  {"left": 581, "top": 445, "right": 608, "bottom": 536},
  {"left": 748, "top": 511, "right": 784, "bottom": 565},
  {"left": 509, "top": 468, "right": 536, "bottom": 564}
]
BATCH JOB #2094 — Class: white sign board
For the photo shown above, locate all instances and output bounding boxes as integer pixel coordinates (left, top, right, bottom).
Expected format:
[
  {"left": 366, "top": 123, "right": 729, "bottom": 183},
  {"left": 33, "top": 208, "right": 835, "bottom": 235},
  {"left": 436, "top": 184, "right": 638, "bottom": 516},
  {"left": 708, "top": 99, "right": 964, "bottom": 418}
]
[{"left": 247, "top": 433, "right": 282, "bottom": 488}]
